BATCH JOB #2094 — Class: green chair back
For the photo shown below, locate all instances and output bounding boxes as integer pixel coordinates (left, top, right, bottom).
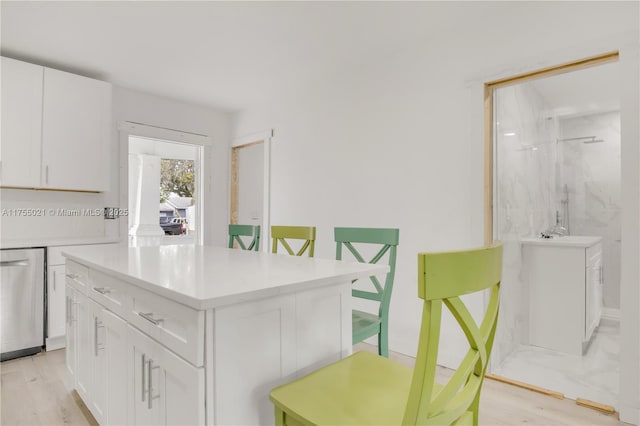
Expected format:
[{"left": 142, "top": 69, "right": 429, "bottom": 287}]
[
  {"left": 271, "top": 226, "right": 316, "bottom": 257},
  {"left": 334, "top": 227, "right": 399, "bottom": 357},
  {"left": 228, "top": 224, "right": 261, "bottom": 251},
  {"left": 403, "top": 242, "right": 503, "bottom": 425}
]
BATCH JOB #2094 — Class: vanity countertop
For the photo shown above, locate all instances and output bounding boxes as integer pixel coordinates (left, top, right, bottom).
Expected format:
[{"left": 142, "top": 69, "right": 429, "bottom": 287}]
[
  {"left": 520, "top": 235, "right": 602, "bottom": 248},
  {"left": 62, "top": 244, "right": 387, "bottom": 310}
]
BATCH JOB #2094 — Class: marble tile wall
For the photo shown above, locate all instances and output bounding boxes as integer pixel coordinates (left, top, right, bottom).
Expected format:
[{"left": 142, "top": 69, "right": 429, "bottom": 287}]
[
  {"left": 557, "top": 111, "right": 621, "bottom": 309},
  {"left": 493, "top": 84, "right": 558, "bottom": 366}
]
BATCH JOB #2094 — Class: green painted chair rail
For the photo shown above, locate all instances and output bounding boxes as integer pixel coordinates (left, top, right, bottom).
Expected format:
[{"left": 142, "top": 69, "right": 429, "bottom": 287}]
[
  {"left": 271, "top": 226, "right": 316, "bottom": 257},
  {"left": 270, "top": 242, "right": 503, "bottom": 426},
  {"left": 334, "top": 227, "right": 399, "bottom": 358},
  {"left": 228, "top": 224, "right": 261, "bottom": 251}
]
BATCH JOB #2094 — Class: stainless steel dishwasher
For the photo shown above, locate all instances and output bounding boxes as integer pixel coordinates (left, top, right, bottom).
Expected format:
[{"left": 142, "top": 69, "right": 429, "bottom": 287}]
[{"left": 1, "top": 248, "right": 45, "bottom": 361}]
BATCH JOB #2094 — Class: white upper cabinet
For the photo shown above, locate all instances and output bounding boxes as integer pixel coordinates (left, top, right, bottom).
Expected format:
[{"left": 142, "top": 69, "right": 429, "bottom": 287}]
[
  {"left": 0, "top": 57, "right": 43, "bottom": 187},
  {"left": 0, "top": 57, "right": 111, "bottom": 192},
  {"left": 42, "top": 67, "right": 111, "bottom": 191}
]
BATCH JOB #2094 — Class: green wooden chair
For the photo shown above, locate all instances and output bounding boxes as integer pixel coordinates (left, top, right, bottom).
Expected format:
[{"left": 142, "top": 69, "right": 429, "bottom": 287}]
[
  {"left": 334, "top": 227, "right": 399, "bottom": 358},
  {"left": 270, "top": 242, "right": 503, "bottom": 426},
  {"left": 228, "top": 224, "right": 261, "bottom": 251},
  {"left": 271, "top": 226, "right": 316, "bottom": 257}
]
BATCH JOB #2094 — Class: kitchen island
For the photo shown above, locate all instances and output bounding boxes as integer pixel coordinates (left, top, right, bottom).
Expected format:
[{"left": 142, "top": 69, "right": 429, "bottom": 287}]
[{"left": 62, "top": 244, "right": 386, "bottom": 425}]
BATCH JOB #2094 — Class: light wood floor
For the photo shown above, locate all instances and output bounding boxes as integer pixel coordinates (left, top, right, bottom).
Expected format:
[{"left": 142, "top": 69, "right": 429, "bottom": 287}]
[{"left": 0, "top": 345, "right": 630, "bottom": 426}]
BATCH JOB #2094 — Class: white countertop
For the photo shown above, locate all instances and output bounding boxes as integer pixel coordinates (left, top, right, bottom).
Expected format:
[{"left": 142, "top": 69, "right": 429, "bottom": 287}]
[
  {"left": 62, "top": 244, "right": 388, "bottom": 310},
  {"left": 520, "top": 235, "right": 602, "bottom": 248},
  {"left": 0, "top": 236, "right": 122, "bottom": 249}
]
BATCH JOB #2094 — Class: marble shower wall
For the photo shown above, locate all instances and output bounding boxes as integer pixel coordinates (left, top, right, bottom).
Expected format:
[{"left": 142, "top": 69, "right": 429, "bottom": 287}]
[
  {"left": 558, "top": 111, "right": 621, "bottom": 309},
  {"left": 493, "top": 83, "right": 558, "bottom": 367}
]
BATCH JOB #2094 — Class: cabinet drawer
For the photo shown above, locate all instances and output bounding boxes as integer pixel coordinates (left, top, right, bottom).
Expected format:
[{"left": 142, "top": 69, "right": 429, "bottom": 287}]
[
  {"left": 66, "top": 260, "right": 89, "bottom": 292},
  {"left": 586, "top": 242, "right": 602, "bottom": 267},
  {"left": 127, "top": 286, "right": 204, "bottom": 367},
  {"left": 89, "top": 269, "right": 128, "bottom": 318}
]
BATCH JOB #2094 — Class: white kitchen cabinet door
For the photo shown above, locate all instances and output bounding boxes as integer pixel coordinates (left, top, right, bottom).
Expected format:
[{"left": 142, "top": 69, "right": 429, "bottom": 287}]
[
  {"left": 0, "top": 57, "right": 43, "bottom": 188},
  {"left": 41, "top": 67, "right": 111, "bottom": 192},
  {"left": 47, "top": 265, "right": 66, "bottom": 348},
  {"left": 103, "top": 309, "right": 128, "bottom": 426},
  {"left": 128, "top": 325, "right": 204, "bottom": 426},
  {"left": 88, "top": 299, "right": 107, "bottom": 425},
  {"left": 65, "top": 283, "right": 77, "bottom": 387},
  {"left": 213, "top": 294, "right": 296, "bottom": 425},
  {"left": 75, "top": 291, "right": 92, "bottom": 402}
]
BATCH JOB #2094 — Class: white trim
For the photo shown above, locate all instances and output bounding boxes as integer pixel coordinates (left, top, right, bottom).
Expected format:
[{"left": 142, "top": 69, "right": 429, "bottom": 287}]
[
  {"left": 119, "top": 121, "right": 211, "bottom": 146},
  {"left": 232, "top": 129, "right": 273, "bottom": 148},
  {"left": 601, "top": 307, "right": 621, "bottom": 322},
  {"left": 619, "top": 403, "right": 640, "bottom": 425}
]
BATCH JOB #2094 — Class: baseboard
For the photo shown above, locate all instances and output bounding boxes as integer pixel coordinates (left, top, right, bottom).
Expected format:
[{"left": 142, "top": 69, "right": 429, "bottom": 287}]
[
  {"left": 619, "top": 402, "right": 640, "bottom": 425},
  {"left": 601, "top": 307, "right": 621, "bottom": 322},
  {"left": 46, "top": 335, "right": 65, "bottom": 351}
]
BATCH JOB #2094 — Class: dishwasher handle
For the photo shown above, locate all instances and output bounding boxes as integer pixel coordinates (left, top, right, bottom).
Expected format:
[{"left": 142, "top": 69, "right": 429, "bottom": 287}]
[{"left": 0, "top": 260, "right": 29, "bottom": 267}]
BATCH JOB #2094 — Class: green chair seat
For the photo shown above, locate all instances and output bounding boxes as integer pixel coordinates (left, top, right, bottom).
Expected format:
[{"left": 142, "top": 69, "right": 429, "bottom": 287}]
[
  {"left": 352, "top": 309, "right": 381, "bottom": 344},
  {"left": 271, "top": 351, "right": 414, "bottom": 425}
]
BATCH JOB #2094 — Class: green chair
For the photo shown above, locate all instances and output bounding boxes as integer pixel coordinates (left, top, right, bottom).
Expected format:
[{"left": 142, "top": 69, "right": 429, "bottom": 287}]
[
  {"left": 228, "top": 224, "right": 261, "bottom": 251},
  {"left": 270, "top": 242, "right": 503, "bottom": 426},
  {"left": 334, "top": 227, "right": 399, "bottom": 358},
  {"left": 271, "top": 226, "right": 316, "bottom": 257}
]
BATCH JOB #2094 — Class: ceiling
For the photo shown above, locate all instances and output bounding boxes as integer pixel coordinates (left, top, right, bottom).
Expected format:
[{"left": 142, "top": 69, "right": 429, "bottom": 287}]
[
  {"left": 2, "top": 2, "right": 628, "bottom": 114},
  {"left": 528, "top": 61, "right": 621, "bottom": 118},
  {"left": 1, "top": 1, "right": 474, "bottom": 112}
]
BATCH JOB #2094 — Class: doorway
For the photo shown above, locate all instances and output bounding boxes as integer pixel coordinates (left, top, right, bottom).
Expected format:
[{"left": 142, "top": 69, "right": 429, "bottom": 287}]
[
  {"left": 485, "top": 53, "right": 622, "bottom": 409},
  {"left": 230, "top": 130, "right": 272, "bottom": 252}
]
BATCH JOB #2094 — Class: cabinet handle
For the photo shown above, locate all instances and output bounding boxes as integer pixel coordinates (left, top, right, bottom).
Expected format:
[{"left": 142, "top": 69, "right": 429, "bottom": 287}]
[
  {"left": 66, "top": 297, "right": 70, "bottom": 325},
  {"left": 93, "top": 287, "right": 111, "bottom": 294},
  {"left": 66, "top": 273, "right": 79, "bottom": 280},
  {"left": 94, "top": 317, "right": 104, "bottom": 356},
  {"left": 70, "top": 299, "right": 78, "bottom": 322},
  {"left": 141, "top": 353, "right": 147, "bottom": 402},
  {"left": 138, "top": 312, "right": 164, "bottom": 326},
  {"left": 53, "top": 271, "right": 56, "bottom": 292},
  {"left": 45, "top": 165, "right": 49, "bottom": 184},
  {"left": 148, "top": 358, "right": 160, "bottom": 409}
]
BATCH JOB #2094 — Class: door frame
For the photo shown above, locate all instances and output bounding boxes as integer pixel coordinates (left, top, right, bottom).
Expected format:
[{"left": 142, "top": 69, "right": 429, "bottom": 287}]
[{"left": 230, "top": 129, "right": 273, "bottom": 252}]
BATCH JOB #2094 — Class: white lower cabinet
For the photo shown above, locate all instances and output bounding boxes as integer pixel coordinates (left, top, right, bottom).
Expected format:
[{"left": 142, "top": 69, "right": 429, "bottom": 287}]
[
  {"left": 47, "top": 265, "right": 66, "bottom": 346},
  {"left": 64, "top": 282, "right": 77, "bottom": 386},
  {"left": 103, "top": 309, "right": 128, "bottom": 426},
  {"left": 66, "top": 263, "right": 204, "bottom": 425},
  {"left": 128, "top": 326, "right": 205, "bottom": 426}
]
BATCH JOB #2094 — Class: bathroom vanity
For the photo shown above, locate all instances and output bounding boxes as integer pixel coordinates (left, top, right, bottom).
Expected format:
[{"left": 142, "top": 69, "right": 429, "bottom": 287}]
[
  {"left": 522, "top": 236, "right": 603, "bottom": 355},
  {"left": 62, "top": 244, "right": 386, "bottom": 425}
]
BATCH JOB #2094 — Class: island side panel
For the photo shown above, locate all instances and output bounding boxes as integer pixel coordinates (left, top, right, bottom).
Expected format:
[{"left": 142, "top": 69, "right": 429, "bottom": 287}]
[{"left": 210, "top": 280, "right": 351, "bottom": 426}]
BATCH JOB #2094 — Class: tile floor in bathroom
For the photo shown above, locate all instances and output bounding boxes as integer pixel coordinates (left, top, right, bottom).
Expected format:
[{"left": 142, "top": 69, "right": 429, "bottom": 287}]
[{"left": 493, "top": 319, "right": 620, "bottom": 407}]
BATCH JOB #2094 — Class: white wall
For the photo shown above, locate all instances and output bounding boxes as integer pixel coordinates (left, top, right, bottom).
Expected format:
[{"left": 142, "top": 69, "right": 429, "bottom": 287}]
[
  {"left": 232, "top": 3, "right": 639, "bottom": 421},
  {"left": 113, "top": 87, "right": 231, "bottom": 246}
]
